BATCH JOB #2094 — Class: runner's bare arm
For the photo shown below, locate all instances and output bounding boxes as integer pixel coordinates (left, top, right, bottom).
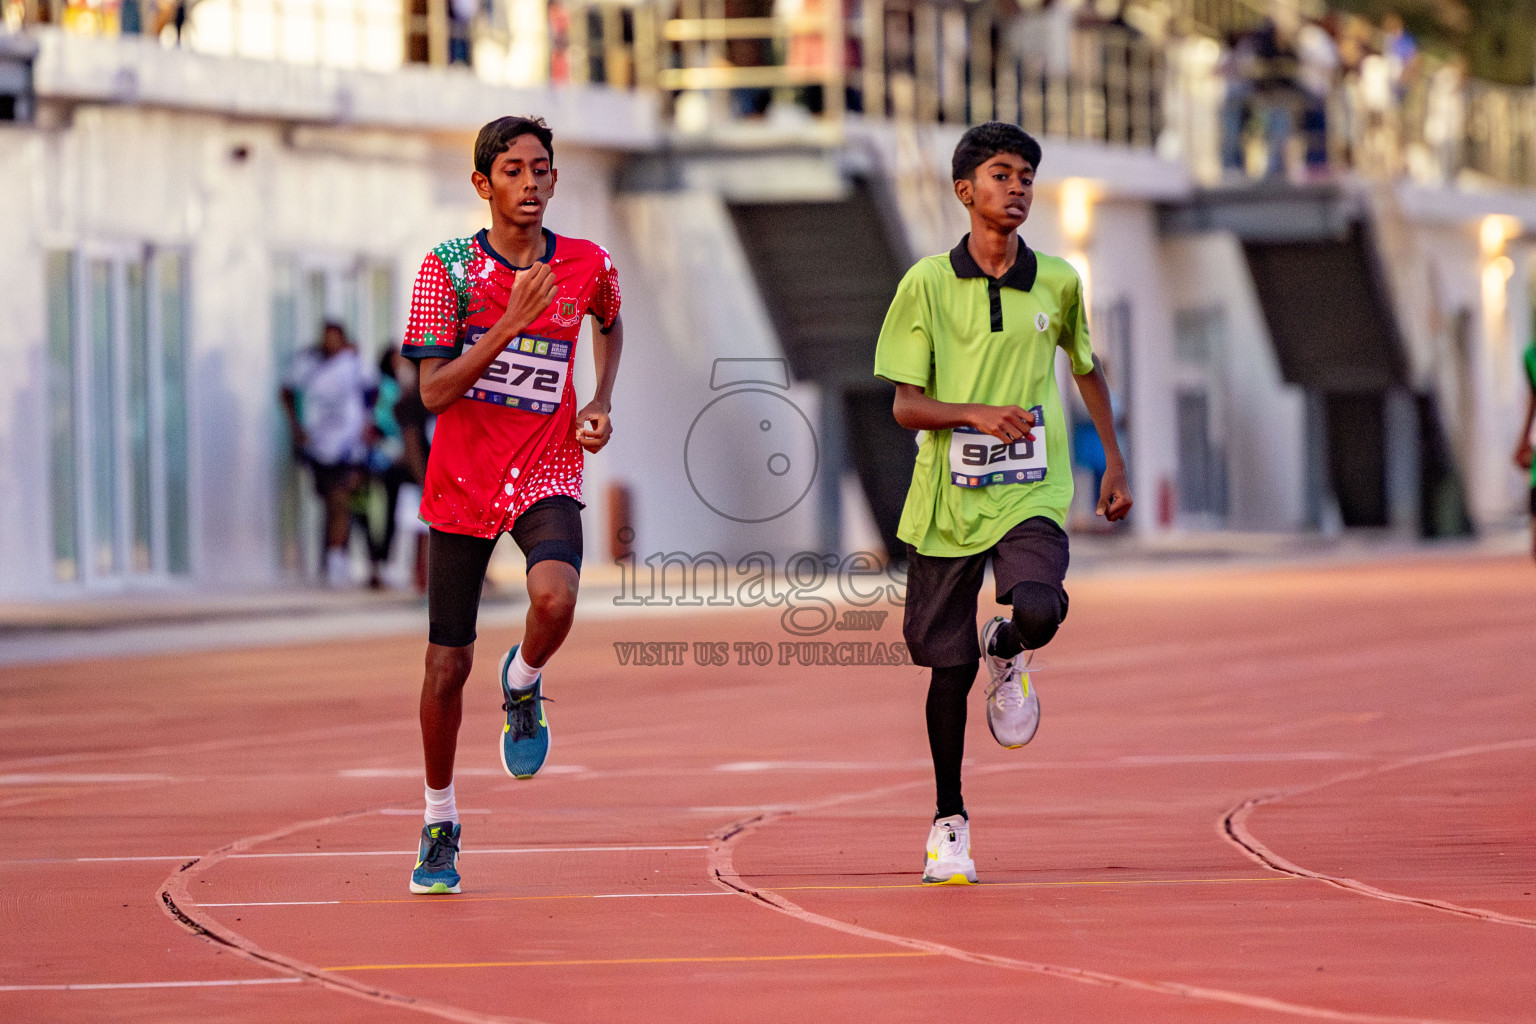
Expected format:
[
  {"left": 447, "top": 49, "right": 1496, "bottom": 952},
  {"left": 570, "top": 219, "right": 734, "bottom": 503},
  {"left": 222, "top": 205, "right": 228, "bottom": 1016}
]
[
  {"left": 891, "top": 382, "right": 1035, "bottom": 442},
  {"left": 418, "top": 262, "right": 560, "bottom": 413},
  {"left": 575, "top": 312, "right": 623, "bottom": 453},
  {"left": 1514, "top": 387, "right": 1535, "bottom": 469},
  {"left": 1072, "top": 357, "right": 1132, "bottom": 522}
]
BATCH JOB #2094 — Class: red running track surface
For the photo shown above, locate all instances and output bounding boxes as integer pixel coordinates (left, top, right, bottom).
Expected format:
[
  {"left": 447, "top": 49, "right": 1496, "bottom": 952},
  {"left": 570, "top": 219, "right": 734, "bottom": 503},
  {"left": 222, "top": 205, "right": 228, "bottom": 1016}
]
[{"left": 1, "top": 555, "right": 1533, "bottom": 1023}]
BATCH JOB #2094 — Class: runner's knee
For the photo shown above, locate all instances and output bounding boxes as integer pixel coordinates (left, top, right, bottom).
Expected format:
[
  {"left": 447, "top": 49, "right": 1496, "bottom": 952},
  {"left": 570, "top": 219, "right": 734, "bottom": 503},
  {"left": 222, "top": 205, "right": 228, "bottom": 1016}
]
[
  {"left": 1009, "top": 582, "right": 1063, "bottom": 650},
  {"left": 424, "top": 643, "right": 474, "bottom": 694},
  {"left": 528, "top": 572, "right": 578, "bottom": 624}
]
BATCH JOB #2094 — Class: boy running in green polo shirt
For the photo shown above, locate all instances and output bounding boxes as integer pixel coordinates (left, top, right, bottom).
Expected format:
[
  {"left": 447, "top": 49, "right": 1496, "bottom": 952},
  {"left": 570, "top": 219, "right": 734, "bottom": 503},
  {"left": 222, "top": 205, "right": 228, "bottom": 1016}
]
[
  {"left": 875, "top": 122, "right": 1131, "bottom": 884},
  {"left": 1514, "top": 338, "right": 1536, "bottom": 560}
]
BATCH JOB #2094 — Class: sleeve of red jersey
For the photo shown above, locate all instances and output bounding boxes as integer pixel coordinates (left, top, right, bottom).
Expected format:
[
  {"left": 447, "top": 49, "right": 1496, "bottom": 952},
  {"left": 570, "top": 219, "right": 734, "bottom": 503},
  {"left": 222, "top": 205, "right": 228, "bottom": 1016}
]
[
  {"left": 589, "top": 247, "right": 622, "bottom": 335},
  {"left": 401, "top": 253, "right": 462, "bottom": 361}
]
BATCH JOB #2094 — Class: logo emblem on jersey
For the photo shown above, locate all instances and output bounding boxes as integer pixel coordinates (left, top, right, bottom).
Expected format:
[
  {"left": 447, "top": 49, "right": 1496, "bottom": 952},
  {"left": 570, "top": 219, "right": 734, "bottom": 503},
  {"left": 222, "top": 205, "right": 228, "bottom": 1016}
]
[
  {"left": 1035, "top": 312, "right": 1050, "bottom": 332},
  {"left": 550, "top": 295, "right": 581, "bottom": 327}
]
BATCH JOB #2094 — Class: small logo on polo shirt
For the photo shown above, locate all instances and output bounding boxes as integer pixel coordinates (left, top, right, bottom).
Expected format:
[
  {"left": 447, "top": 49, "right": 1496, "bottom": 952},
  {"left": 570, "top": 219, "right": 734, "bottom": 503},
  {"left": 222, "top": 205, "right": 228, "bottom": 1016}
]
[{"left": 1035, "top": 312, "right": 1050, "bottom": 332}]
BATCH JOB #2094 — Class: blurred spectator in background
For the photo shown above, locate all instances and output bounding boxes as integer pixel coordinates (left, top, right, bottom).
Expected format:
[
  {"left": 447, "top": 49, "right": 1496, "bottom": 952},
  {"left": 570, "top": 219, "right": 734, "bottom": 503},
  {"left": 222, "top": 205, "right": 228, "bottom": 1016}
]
[
  {"left": 1014, "top": 0, "right": 1074, "bottom": 82},
  {"left": 120, "top": 0, "right": 143, "bottom": 34},
  {"left": 394, "top": 355, "right": 433, "bottom": 592},
  {"left": 1357, "top": 42, "right": 1395, "bottom": 173},
  {"left": 449, "top": 0, "right": 479, "bottom": 66},
  {"left": 548, "top": 0, "right": 570, "bottom": 82},
  {"left": 361, "top": 350, "right": 431, "bottom": 590},
  {"left": 1421, "top": 53, "right": 1467, "bottom": 183},
  {"left": 1222, "top": 18, "right": 1302, "bottom": 179},
  {"left": 1219, "top": 26, "right": 1260, "bottom": 177},
  {"left": 148, "top": 0, "right": 188, "bottom": 44},
  {"left": 1382, "top": 12, "right": 1420, "bottom": 100},
  {"left": 1296, "top": 16, "right": 1340, "bottom": 176},
  {"left": 778, "top": 0, "right": 832, "bottom": 116},
  {"left": 1335, "top": 13, "right": 1371, "bottom": 167},
  {"left": 281, "top": 322, "right": 378, "bottom": 588},
  {"left": 1251, "top": 17, "right": 1301, "bottom": 179},
  {"left": 727, "top": 0, "right": 775, "bottom": 118}
]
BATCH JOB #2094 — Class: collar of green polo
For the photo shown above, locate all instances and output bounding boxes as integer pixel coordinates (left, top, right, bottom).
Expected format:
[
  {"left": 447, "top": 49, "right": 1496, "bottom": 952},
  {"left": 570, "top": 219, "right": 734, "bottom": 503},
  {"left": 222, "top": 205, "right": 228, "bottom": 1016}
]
[{"left": 949, "top": 233, "right": 1038, "bottom": 292}]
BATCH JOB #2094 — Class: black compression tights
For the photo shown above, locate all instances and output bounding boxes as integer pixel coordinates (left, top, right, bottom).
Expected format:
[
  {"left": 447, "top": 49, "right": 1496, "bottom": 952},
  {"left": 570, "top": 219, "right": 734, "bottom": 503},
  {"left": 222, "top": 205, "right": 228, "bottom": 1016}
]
[
  {"left": 926, "top": 661, "right": 979, "bottom": 820},
  {"left": 988, "top": 581, "right": 1065, "bottom": 660}
]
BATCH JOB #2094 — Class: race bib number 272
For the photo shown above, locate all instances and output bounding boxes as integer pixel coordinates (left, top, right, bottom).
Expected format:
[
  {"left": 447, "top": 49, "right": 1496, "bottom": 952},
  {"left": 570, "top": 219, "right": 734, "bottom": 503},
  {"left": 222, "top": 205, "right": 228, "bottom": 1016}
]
[
  {"left": 949, "top": 406, "right": 1047, "bottom": 488},
  {"left": 461, "top": 328, "right": 571, "bottom": 415}
]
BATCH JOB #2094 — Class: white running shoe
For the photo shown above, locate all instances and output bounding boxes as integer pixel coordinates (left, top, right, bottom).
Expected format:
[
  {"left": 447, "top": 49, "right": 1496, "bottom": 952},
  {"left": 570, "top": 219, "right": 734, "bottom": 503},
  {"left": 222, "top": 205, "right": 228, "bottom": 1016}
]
[
  {"left": 980, "top": 616, "right": 1040, "bottom": 749},
  {"left": 923, "top": 814, "right": 977, "bottom": 884}
]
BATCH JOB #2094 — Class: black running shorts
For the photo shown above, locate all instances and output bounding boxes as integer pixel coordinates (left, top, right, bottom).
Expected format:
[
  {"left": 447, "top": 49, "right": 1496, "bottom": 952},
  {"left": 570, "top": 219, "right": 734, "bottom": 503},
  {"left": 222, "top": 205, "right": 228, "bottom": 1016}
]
[
  {"left": 427, "top": 496, "right": 584, "bottom": 648},
  {"left": 902, "top": 516, "right": 1069, "bottom": 668}
]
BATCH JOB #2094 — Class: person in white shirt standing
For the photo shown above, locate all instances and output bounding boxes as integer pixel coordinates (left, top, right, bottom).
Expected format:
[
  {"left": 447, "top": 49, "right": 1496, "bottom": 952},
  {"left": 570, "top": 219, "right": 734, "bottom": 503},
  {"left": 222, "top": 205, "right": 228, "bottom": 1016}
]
[{"left": 281, "top": 322, "right": 378, "bottom": 586}]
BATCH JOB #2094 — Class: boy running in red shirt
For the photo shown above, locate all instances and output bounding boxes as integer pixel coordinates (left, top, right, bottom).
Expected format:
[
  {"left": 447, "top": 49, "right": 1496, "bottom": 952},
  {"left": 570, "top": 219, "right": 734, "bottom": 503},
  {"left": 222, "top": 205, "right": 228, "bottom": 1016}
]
[{"left": 400, "top": 115, "right": 624, "bottom": 894}]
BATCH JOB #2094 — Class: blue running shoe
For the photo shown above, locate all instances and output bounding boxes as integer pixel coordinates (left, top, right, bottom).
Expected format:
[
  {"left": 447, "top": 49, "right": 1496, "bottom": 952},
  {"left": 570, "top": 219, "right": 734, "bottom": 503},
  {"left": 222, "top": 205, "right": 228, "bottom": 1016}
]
[
  {"left": 409, "top": 821, "right": 461, "bottom": 894},
  {"left": 499, "top": 645, "right": 551, "bottom": 779}
]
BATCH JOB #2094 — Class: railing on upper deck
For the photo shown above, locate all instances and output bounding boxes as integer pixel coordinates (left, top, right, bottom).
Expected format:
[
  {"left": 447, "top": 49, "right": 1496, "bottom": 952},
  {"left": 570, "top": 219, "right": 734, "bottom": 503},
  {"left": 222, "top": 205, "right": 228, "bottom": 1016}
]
[
  {"left": 560, "top": 0, "right": 1160, "bottom": 148},
  {"left": 861, "top": 1, "right": 1160, "bottom": 147},
  {"left": 8, "top": 0, "right": 1536, "bottom": 192}
]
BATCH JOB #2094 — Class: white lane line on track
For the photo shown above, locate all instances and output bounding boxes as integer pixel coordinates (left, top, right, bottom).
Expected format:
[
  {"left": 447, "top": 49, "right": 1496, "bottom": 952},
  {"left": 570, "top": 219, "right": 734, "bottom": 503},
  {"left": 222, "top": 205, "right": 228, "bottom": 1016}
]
[
  {"left": 201, "top": 901, "right": 343, "bottom": 907},
  {"left": 157, "top": 807, "right": 562, "bottom": 1024},
  {"left": 714, "top": 754, "right": 1369, "bottom": 773},
  {"left": 1117, "top": 753, "right": 1362, "bottom": 764},
  {"left": 707, "top": 768, "right": 1482, "bottom": 1024},
  {"left": 0, "top": 978, "right": 303, "bottom": 992},
  {"left": 11, "top": 844, "right": 709, "bottom": 865},
  {"left": 1222, "top": 736, "right": 1536, "bottom": 930},
  {"left": 589, "top": 891, "right": 732, "bottom": 898},
  {"left": 338, "top": 767, "right": 587, "bottom": 778},
  {"left": 229, "top": 845, "right": 709, "bottom": 859},
  {"left": 0, "top": 773, "right": 176, "bottom": 785},
  {"left": 715, "top": 760, "right": 931, "bottom": 772},
  {"left": 198, "top": 892, "right": 736, "bottom": 907}
]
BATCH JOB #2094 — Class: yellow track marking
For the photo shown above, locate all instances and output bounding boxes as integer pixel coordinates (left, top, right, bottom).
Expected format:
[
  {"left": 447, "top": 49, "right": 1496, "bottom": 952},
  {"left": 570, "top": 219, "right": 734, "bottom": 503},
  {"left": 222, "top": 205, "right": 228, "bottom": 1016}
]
[{"left": 324, "top": 951, "right": 938, "bottom": 972}]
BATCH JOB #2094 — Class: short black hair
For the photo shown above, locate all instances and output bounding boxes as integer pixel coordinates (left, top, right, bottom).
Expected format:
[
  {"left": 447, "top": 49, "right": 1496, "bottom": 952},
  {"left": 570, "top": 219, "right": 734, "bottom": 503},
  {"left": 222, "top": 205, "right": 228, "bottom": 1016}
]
[
  {"left": 474, "top": 115, "right": 554, "bottom": 177},
  {"left": 951, "top": 122, "right": 1042, "bottom": 181}
]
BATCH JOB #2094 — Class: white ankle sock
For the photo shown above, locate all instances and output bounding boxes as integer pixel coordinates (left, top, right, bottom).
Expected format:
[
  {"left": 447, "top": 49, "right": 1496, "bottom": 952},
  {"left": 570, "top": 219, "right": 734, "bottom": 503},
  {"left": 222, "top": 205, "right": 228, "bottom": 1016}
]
[
  {"left": 506, "top": 647, "right": 541, "bottom": 692},
  {"left": 424, "top": 781, "right": 458, "bottom": 825}
]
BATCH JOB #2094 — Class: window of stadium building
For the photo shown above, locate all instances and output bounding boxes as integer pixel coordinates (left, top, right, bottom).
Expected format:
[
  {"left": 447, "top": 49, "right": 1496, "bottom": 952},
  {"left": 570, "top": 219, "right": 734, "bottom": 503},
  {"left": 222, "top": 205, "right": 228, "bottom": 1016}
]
[{"left": 46, "top": 247, "right": 192, "bottom": 584}]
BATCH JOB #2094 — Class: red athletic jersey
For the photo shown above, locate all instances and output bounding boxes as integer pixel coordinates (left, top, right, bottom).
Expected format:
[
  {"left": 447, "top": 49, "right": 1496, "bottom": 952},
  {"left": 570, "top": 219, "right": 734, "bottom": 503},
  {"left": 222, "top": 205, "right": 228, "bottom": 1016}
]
[{"left": 401, "top": 228, "right": 621, "bottom": 537}]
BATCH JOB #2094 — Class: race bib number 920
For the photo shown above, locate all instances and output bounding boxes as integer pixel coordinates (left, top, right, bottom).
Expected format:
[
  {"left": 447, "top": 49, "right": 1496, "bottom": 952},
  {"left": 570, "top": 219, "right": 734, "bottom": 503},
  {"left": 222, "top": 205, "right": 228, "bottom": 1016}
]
[
  {"left": 461, "top": 328, "right": 571, "bottom": 415},
  {"left": 949, "top": 406, "right": 1047, "bottom": 487}
]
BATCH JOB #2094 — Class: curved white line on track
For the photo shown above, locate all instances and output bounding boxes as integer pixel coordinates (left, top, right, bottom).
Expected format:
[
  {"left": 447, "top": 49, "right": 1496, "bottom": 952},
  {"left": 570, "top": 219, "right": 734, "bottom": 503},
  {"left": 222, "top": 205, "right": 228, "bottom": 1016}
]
[
  {"left": 704, "top": 768, "right": 1484, "bottom": 1024},
  {"left": 1222, "top": 737, "right": 1536, "bottom": 930},
  {"left": 157, "top": 808, "right": 556, "bottom": 1024}
]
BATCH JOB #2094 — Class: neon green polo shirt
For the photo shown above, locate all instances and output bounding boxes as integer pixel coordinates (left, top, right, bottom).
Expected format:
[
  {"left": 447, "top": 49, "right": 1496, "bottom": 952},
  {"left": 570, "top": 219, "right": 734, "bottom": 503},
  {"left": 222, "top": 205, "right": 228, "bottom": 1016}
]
[{"left": 874, "top": 235, "right": 1094, "bottom": 557}]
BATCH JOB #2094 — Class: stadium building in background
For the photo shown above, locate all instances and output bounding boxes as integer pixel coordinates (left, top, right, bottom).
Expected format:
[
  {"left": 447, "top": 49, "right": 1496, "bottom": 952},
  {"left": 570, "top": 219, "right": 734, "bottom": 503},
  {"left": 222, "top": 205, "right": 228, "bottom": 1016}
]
[{"left": 1, "top": 0, "right": 1533, "bottom": 599}]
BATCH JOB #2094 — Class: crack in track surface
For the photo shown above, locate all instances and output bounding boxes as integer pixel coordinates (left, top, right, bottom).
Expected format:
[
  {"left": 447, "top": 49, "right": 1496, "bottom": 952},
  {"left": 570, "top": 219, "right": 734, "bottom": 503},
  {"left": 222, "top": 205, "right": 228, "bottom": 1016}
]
[
  {"left": 705, "top": 769, "right": 1484, "bottom": 1024},
  {"left": 157, "top": 807, "right": 554, "bottom": 1024},
  {"left": 1221, "top": 738, "right": 1536, "bottom": 930}
]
